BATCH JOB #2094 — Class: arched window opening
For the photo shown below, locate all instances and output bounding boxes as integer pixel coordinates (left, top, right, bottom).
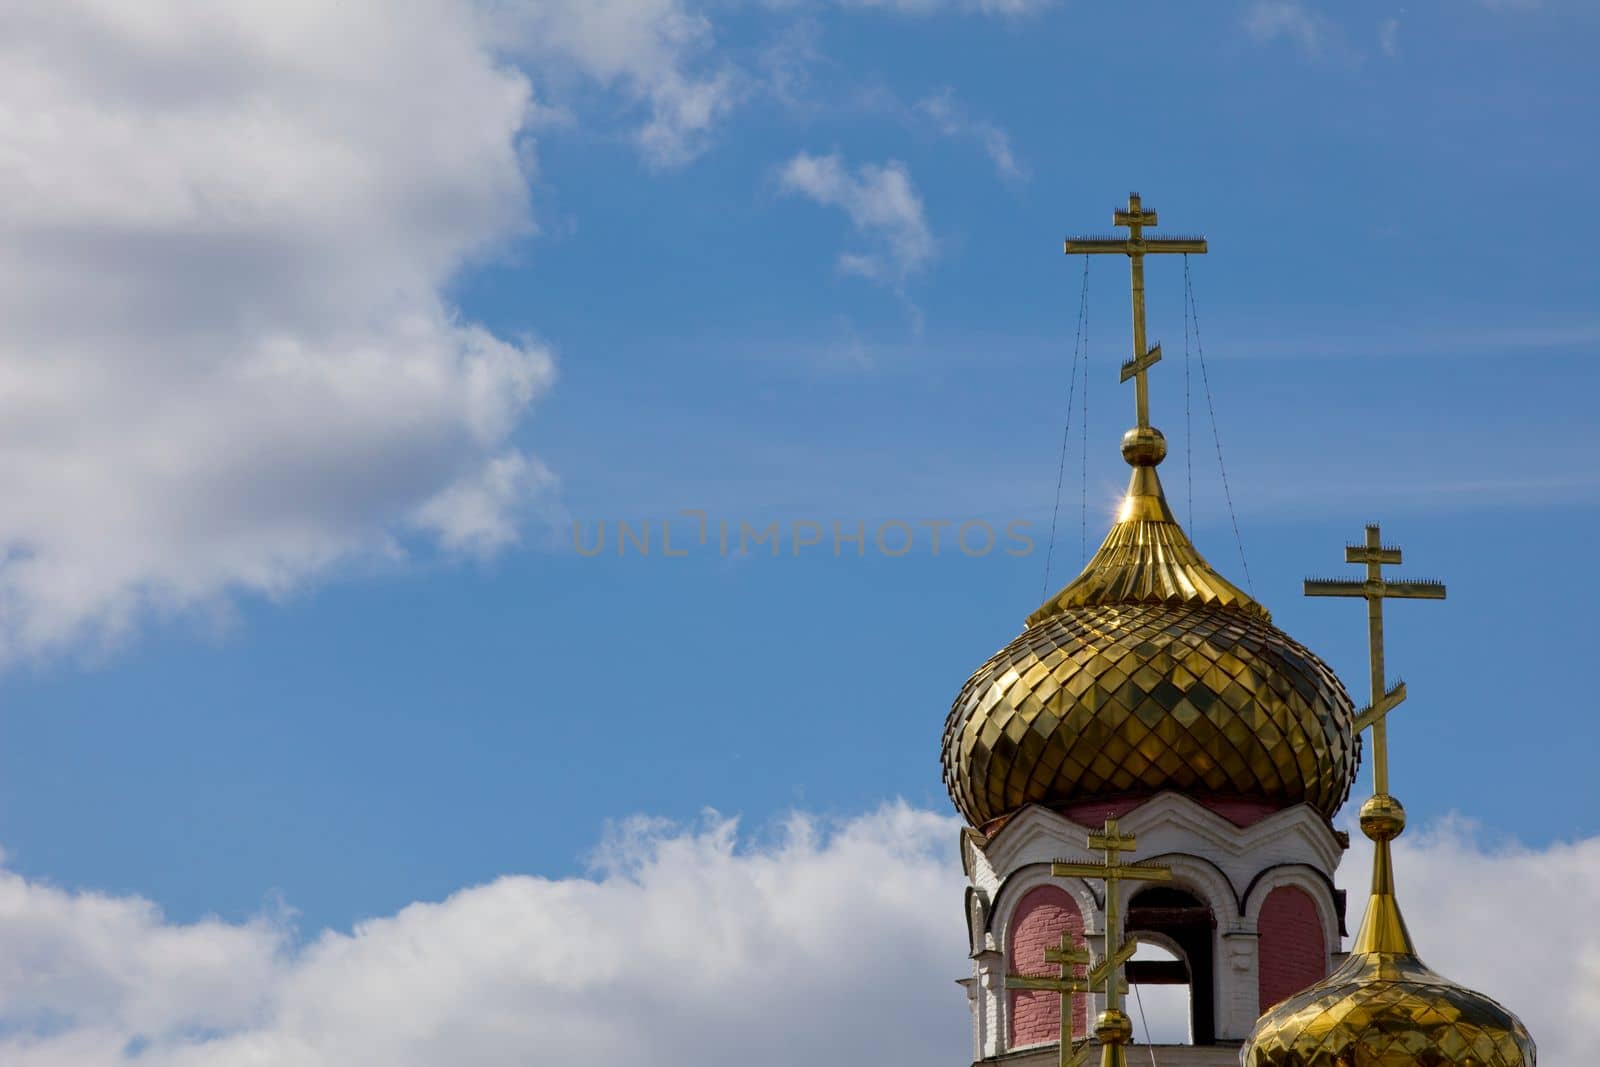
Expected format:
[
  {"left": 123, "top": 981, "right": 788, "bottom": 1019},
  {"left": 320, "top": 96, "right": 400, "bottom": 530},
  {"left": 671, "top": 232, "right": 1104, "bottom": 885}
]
[
  {"left": 1006, "top": 885, "right": 1086, "bottom": 1050},
  {"left": 1128, "top": 941, "right": 1191, "bottom": 1045},
  {"left": 1127, "top": 885, "right": 1216, "bottom": 1045}
]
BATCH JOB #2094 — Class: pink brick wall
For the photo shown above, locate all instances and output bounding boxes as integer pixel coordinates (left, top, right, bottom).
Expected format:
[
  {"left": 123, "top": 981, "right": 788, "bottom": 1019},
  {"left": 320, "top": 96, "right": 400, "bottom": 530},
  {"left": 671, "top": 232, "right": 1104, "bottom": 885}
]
[
  {"left": 1257, "top": 885, "right": 1326, "bottom": 1012},
  {"left": 1008, "top": 886, "right": 1086, "bottom": 1048},
  {"left": 1061, "top": 795, "right": 1278, "bottom": 828},
  {"left": 1198, "top": 796, "right": 1279, "bottom": 827},
  {"left": 1060, "top": 797, "right": 1146, "bottom": 826}
]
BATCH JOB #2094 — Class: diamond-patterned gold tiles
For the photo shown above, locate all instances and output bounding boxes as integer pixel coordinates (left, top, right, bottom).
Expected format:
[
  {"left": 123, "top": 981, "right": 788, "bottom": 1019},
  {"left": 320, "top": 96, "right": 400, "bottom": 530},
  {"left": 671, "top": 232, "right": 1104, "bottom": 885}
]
[
  {"left": 1245, "top": 950, "right": 1536, "bottom": 1066},
  {"left": 941, "top": 599, "right": 1358, "bottom": 828}
]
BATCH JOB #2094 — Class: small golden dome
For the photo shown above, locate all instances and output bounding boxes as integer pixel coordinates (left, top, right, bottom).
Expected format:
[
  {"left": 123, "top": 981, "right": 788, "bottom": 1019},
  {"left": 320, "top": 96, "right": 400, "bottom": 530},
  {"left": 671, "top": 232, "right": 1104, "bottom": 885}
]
[
  {"left": 1244, "top": 796, "right": 1536, "bottom": 1066},
  {"left": 1246, "top": 952, "right": 1536, "bottom": 1066},
  {"left": 940, "top": 438, "right": 1358, "bottom": 829}
]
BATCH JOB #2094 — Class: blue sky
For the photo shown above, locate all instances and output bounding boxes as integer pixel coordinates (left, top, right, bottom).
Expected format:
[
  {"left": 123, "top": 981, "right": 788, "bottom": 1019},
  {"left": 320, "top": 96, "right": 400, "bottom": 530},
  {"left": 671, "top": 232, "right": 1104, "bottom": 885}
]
[{"left": 0, "top": 3, "right": 1596, "bottom": 1062}]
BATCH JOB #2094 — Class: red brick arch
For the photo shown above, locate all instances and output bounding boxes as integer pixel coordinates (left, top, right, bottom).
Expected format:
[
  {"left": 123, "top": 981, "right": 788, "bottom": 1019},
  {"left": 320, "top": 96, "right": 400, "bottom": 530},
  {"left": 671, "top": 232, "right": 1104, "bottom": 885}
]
[
  {"left": 1257, "top": 885, "right": 1326, "bottom": 1012},
  {"left": 1007, "top": 885, "right": 1086, "bottom": 1048}
]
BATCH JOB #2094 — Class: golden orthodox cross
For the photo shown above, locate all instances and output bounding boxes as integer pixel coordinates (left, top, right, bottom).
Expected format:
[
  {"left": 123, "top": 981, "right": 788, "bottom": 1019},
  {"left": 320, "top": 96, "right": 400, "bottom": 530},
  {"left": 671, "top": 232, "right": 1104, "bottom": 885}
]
[
  {"left": 1050, "top": 816, "right": 1172, "bottom": 1067},
  {"left": 1065, "top": 193, "right": 1207, "bottom": 428},
  {"left": 1006, "top": 933, "right": 1093, "bottom": 1067},
  {"left": 1304, "top": 523, "right": 1447, "bottom": 794}
]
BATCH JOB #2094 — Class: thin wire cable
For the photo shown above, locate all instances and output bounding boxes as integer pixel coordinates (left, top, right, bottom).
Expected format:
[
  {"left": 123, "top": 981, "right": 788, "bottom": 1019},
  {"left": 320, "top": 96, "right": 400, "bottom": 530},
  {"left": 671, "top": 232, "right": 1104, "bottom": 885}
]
[
  {"left": 1183, "top": 255, "right": 1255, "bottom": 597},
  {"left": 1041, "top": 257, "right": 1090, "bottom": 599},
  {"left": 1183, "top": 266, "right": 1194, "bottom": 532},
  {"left": 1079, "top": 260, "right": 1090, "bottom": 567},
  {"left": 1132, "top": 981, "right": 1160, "bottom": 1067}
]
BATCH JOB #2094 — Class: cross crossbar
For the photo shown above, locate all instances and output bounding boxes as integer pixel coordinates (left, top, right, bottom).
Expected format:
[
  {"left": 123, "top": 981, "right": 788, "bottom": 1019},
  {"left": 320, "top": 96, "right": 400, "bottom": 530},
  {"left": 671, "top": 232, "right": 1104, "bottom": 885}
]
[
  {"left": 1352, "top": 681, "right": 1407, "bottom": 735},
  {"left": 1007, "top": 975, "right": 1091, "bottom": 994},
  {"left": 1303, "top": 578, "right": 1446, "bottom": 600},
  {"left": 1010, "top": 974, "right": 1129, "bottom": 994},
  {"left": 1113, "top": 206, "right": 1157, "bottom": 227},
  {"left": 1119, "top": 343, "right": 1162, "bottom": 384},
  {"left": 1063, "top": 237, "right": 1208, "bottom": 254},
  {"left": 1052, "top": 861, "right": 1173, "bottom": 883},
  {"left": 1088, "top": 939, "right": 1139, "bottom": 985},
  {"left": 1045, "top": 945, "right": 1092, "bottom": 967},
  {"left": 1346, "top": 544, "right": 1402, "bottom": 565},
  {"left": 1086, "top": 824, "right": 1137, "bottom": 852}
]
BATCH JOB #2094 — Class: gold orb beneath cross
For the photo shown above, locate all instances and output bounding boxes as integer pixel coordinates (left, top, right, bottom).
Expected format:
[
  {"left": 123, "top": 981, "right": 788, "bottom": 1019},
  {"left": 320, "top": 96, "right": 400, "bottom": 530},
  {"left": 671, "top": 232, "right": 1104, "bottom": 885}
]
[
  {"left": 1120, "top": 425, "right": 1166, "bottom": 466},
  {"left": 1359, "top": 793, "right": 1406, "bottom": 841},
  {"left": 1094, "top": 1010, "right": 1133, "bottom": 1046}
]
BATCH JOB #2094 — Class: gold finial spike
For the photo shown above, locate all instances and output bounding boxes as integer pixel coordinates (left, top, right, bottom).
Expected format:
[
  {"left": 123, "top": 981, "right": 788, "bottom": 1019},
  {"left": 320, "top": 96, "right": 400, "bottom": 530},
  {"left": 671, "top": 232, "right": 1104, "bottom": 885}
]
[
  {"left": 1350, "top": 793, "right": 1417, "bottom": 955},
  {"left": 1006, "top": 933, "right": 1093, "bottom": 1067},
  {"left": 1304, "top": 523, "right": 1446, "bottom": 795},
  {"left": 1065, "top": 193, "right": 1207, "bottom": 431},
  {"left": 1051, "top": 816, "right": 1172, "bottom": 1067}
]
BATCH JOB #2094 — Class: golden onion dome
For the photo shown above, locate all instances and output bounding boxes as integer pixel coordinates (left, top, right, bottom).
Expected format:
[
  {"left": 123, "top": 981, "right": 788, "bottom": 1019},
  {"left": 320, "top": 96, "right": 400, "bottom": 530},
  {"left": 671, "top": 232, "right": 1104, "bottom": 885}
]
[
  {"left": 1244, "top": 795, "right": 1536, "bottom": 1065},
  {"left": 940, "top": 426, "right": 1359, "bottom": 830}
]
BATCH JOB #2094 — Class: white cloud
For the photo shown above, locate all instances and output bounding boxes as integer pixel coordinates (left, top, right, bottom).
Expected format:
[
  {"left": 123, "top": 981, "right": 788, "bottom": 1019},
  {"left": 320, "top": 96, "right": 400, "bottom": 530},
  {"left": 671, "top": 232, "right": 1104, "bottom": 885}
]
[
  {"left": 0, "top": 2, "right": 554, "bottom": 661},
  {"left": 759, "top": 19, "right": 826, "bottom": 112},
  {"left": 1244, "top": 0, "right": 1336, "bottom": 58},
  {"left": 0, "top": 804, "right": 1590, "bottom": 1065},
  {"left": 1378, "top": 16, "right": 1400, "bottom": 57},
  {"left": 917, "top": 90, "right": 1028, "bottom": 182},
  {"left": 481, "top": 0, "right": 738, "bottom": 168},
  {"left": 413, "top": 451, "right": 558, "bottom": 555},
  {"left": 0, "top": 804, "right": 971, "bottom": 1066},
  {"left": 778, "top": 152, "right": 936, "bottom": 285},
  {"left": 0, "top": 0, "right": 742, "bottom": 663}
]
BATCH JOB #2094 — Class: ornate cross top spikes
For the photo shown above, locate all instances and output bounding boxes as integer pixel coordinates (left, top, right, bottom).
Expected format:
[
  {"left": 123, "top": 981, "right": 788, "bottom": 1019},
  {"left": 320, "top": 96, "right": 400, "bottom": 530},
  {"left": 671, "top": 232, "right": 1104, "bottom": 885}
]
[
  {"left": 1006, "top": 934, "right": 1094, "bottom": 1067},
  {"left": 1305, "top": 523, "right": 1447, "bottom": 795},
  {"left": 1049, "top": 816, "right": 1171, "bottom": 1067},
  {"left": 1065, "top": 193, "right": 1207, "bottom": 429}
]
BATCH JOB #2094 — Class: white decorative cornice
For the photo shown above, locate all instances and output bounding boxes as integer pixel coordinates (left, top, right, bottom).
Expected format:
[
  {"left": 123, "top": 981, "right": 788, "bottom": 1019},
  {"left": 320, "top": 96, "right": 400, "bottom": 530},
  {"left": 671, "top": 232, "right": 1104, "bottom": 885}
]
[{"left": 974, "top": 795, "right": 1347, "bottom": 925}]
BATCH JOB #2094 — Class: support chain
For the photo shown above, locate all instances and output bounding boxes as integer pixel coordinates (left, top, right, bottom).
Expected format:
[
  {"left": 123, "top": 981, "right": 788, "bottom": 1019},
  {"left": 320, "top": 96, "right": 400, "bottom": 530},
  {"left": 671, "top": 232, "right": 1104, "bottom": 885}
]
[
  {"left": 1042, "top": 257, "right": 1090, "bottom": 599},
  {"left": 1183, "top": 255, "right": 1255, "bottom": 598}
]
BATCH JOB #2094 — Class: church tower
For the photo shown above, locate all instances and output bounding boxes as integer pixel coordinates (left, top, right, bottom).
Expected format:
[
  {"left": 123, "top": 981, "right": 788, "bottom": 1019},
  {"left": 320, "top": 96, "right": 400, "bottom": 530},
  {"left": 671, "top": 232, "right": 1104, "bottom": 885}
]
[
  {"left": 942, "top": 193, "right": 1534, "bottom": 1066},
  {"left": 943, "top": 195, "right": 1360, "bottom": 1066}
]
